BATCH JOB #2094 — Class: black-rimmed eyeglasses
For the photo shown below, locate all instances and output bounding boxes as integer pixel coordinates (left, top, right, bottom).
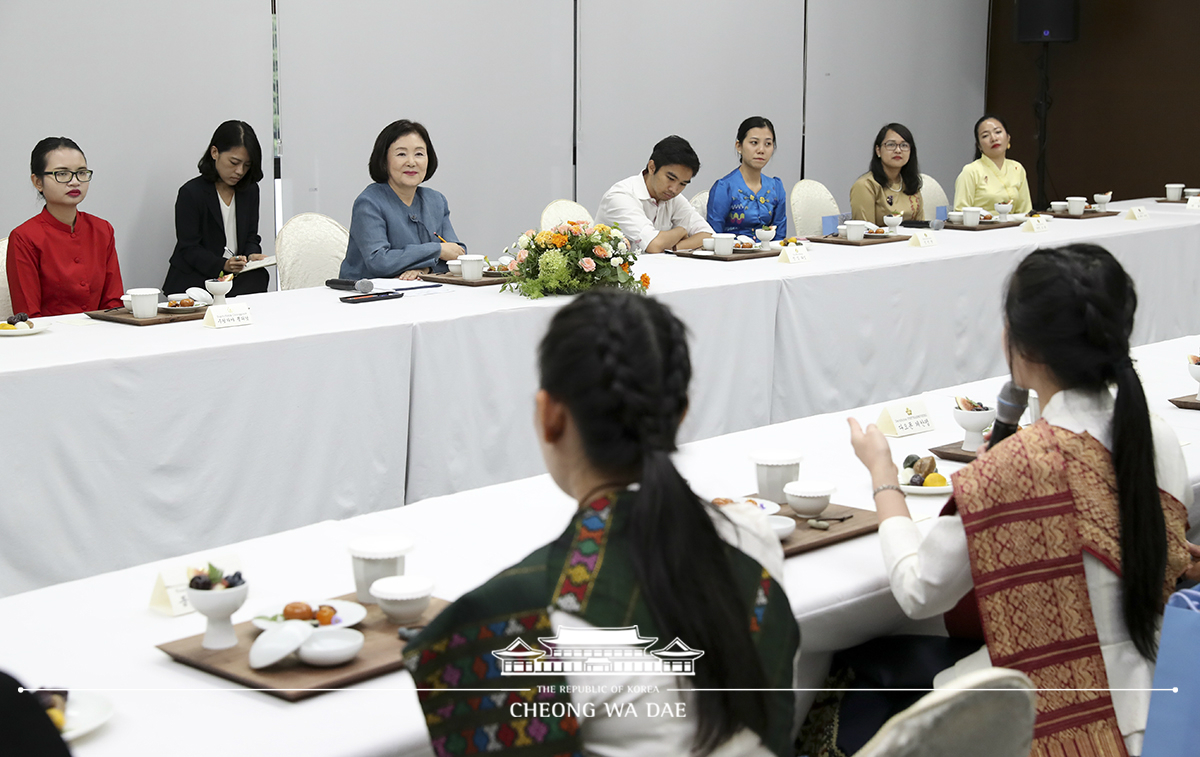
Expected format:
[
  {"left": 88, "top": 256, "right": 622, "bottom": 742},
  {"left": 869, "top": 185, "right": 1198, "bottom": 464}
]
[{"left": 42, "top": 169, "right": 94, "bottom": 183}]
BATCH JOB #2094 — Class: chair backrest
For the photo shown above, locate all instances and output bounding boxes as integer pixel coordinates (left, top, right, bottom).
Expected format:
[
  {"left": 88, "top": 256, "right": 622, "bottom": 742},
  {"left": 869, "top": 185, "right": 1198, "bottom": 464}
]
[
  {"left": 275, "top": 213, "right": 350, "bottom": 290},
  {"left": 790, "top": 180, "right": 841, "bottom": 238},
  {"left": 540, "top": 199, "right": 593, "bottom": 231},
  {"left": 852, "top": 667, "right": 1036, "bottom": 757},
  {"left": 920, "top": 174, "right": 950, "bottom": 220},
  {"left": 690, "top": 190, "right": 710, "bottom": 220},
  {"left": 0, "top": 237, "right": 11, "bottom": 319}
]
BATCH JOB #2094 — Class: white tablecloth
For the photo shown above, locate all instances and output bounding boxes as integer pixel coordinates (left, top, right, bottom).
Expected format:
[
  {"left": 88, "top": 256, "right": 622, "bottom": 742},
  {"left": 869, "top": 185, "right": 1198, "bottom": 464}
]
[
  {"left": 5, "top": 201, "right": 1199, "bottom": 595},
  {"left": 3, "top": 334, "right": 1197, "bottom": 756}
]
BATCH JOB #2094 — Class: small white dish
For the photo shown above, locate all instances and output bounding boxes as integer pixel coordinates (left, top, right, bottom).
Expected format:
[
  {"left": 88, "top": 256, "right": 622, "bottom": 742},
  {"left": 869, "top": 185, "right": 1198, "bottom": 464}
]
[
  {"left": 371, "top": 575, "right": 434, "bottom": 624},
  {"left": 783, "top": 480, "right": 836, "bottom": 518},
  {"left": 767, "top": 241, "right": 784, "bottom": 252},
  {"left": 252, "top": 599, "right": 367, "bottom": 632},
  {"left": 158, "top": 301, "right": 207, "bottom": 313},
  {"left": 767, "top": 515, "right": 796, "bottom": 540},
  {"left": 691, "top": 249, "right": 715, "bottom": 257},
  {"left": 946, "top": 211, "right": 963, "bottom": 224},
  {"left": 734, "top": 497, "right": 782, "bottom": 516},
  {"left": 1050, "top": 201, "right": 1069, "bottom": 213},
  {"left": 249, "top": 619, "right": 315, "bottom": 669},
  {"left": 735, "top": 234, "right": 755, "bottom": 245},
  {"left": 701, "top": 237, "right": 716, "bottom": 251},
  {"left": 297, "top": 627, "right": 365, "bottom": 667},
  {"left": 446, "top": 259, "right": 462, "bottom": 275},
  {"left": 1183, "top": 188, "right": 1199, "bottom": 198},
  {"left": 186, "top": 287, "right": 215, "bottom": 305},
  {"left": 900, "top": 483, "right": 952, "bottom": 495},
  {"left": 836, "top": 224, "right": 847, "bottom": 239},
  {"left": 0, "top": 323, "right": 50, "bottom": 336},
  {"left": 61, "top": 691, "right": 115, "bottom": 742}
]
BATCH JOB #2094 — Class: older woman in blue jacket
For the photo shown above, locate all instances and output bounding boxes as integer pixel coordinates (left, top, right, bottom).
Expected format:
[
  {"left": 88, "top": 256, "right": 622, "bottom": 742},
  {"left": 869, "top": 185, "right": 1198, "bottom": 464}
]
[{"left": 340, "top": 120, "right": 466, "bottom": 281}]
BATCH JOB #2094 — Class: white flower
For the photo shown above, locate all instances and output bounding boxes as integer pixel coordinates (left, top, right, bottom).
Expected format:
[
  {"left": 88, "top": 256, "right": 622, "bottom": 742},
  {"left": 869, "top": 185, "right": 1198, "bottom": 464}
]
[
  {"left": 617, "top": 240, "right": 628, "bottom": 252},
  {"left": 601, "top": 242, "right": 613, "bottom": 255},
  {"left": 517, "top": 235, "right": 530, "bottom": 249},
  {"left": 610, "top": 228, "right": 624, "bottom": 239},
  {"left": 611, "top": 256, "right": 623, "bottom": 267},
  {"left": 590, "top": 233, "right": 601, "bottom": 244}
]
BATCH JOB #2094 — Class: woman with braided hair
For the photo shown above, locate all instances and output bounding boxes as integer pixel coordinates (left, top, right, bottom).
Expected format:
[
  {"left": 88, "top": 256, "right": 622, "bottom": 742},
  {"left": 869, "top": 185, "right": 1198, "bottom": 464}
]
[
  {"left": 847, "top": 244, "right": 1194, "bottom": 756},
  {"left": 403, "top": 289, "right": 799, "bottom": 756}
]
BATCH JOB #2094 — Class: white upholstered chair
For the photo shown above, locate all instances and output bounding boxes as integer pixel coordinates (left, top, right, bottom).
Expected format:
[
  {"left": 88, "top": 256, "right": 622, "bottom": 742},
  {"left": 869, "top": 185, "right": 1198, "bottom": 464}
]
[
  {"left": 690, "top": 190, "right": 710, "bottom": 220},
  {"left": 539, "top": 199, "right": 592, "bottom": 231},
  {"left": 275, "top": 213, "right": 350, "bottom": 290},
  {"left": 852, "top": 667, "right": 1036, "bottom": 757},
  {"left": 0, "top": 237, "right": 12, "bottom": 319},
  {"left": 789, "top": 180, "right": 840, "bottom": 238},
  {"left": 920, "top": 174, "right": 950, "bottom": 220}
]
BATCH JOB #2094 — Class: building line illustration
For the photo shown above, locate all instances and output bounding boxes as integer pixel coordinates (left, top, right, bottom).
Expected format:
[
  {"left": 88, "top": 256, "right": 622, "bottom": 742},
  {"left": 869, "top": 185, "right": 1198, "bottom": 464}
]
[{"left": 493, "top": 625, "right": 704, "bottom": 676}]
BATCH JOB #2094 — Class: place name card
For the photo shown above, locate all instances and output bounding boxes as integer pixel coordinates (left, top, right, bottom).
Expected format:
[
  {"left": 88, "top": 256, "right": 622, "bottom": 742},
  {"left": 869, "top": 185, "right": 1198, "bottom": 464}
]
[
  {"left": 908, "top": 230, "right": 936, "bottom": 248},
  {"left": 876, "top": 399, "right": 934, "bottom": 437},
  {"left": 149, "top": 554, "right": 241, "bottom": 615},
  {"left": 1187, "top": 197, "right": 1200, "bottom": 209},
  {"left": 1124, "top": 206, "right": 1150, "bottom": 221},
  {"left": 1022, "top": 217, "right": 1050, "bottom": 233},
  {"left": 203, "top": 303, "right": 253, "bottom": 329},
  {"left": 778, "top": 243, "right": 811, "bottom": 263}
]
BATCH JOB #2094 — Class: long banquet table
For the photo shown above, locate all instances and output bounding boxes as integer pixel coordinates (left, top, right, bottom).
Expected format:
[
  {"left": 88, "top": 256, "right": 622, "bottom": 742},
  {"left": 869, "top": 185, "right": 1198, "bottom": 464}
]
[
  {"left": 3, "top": 200, "right": 1200, "bottom": 596},
  {"left": 3, "top": 333, "right": 1197, "bottom": 756}
]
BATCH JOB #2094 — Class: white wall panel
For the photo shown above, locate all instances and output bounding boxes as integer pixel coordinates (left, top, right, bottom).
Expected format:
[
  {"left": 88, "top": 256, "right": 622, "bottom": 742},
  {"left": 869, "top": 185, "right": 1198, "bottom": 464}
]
[
  {"left": 576, "top": 0, "right": 807, "bottom": 234},
  {"left": 276, "top": 1, "right": 573, "bottom": 259},
  {"left": 0, "top": 2, "right": 275, "bottom": 290},
  {"left": 804, "top": 0, "right": 991, "bottom": 211}
]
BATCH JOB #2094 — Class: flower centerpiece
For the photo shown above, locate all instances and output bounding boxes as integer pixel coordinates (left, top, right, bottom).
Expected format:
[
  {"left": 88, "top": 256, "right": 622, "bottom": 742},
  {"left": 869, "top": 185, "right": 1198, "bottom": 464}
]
[{"left": 500, "top": 221, "right": 649, "bottom": 299}]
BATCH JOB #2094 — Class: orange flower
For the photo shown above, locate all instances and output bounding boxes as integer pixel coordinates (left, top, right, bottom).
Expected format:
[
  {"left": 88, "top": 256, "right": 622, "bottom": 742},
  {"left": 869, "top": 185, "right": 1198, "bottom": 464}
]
[
  {"left": 621, "top": 263, "right": 630, "bottom": 273},
  {"left": 550, "top": 233, "right": 569, "bottom": 248},
  {"left": 640, "top": 273, "right": 650, "bottom": 289}
]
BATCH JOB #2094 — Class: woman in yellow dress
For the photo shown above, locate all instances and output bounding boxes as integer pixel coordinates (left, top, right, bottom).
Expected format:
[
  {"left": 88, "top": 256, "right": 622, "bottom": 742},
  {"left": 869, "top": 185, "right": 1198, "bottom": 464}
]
[{"left": 953, "top": 114, "right": 1032, "bottom": 213}]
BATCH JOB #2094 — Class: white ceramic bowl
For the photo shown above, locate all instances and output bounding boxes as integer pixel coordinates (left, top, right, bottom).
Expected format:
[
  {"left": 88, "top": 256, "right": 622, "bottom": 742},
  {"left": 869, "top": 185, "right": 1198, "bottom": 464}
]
[
  {"left": 186, "top": 287, "right": 214, "bottom": 305},
  {"left": 836, "top": 224, "right": 847, "bottom": 238},
  {"left": 755, "top": 227, "right": 775, "bottom": 243},
  {"left": 946, "top": 211, "right": 963, "bottom": 225},
  {"left": 953, "top": 407, "right": 997, "bottom": 452},
  {"left": 767, "top": 515, "right": 796, "bottom": 540},
  {"left": 701, "top": 237, "right": 716, "bottom": 251},
  {"left": 1184, "top": 189, "right": 1200, "bottom": 198},
  {"left": 1094, "top": 193, "right": 1112, "bottom": 206},
  {"left": 249, "top": 619, "right": 314, "bottom": 669},
  {"left": 370, "top": 575, "right": 434, "bottom": 624},
  {"left": 1188, "top": 362, "right": 1200, "bottom": 398},
  {"left": 994, "top": 202, "right": 1013, "bottom": 220},
  {"left": 446, "top": 259, "right": 462, "bottom": 275},
  {"left": 1050, "top": 201, "right": 1068, "bottom": 212},
  {"left": 783, "top": 480, "right": 836, "bottom": 518},
  {"left": 204, "top": 278, "right": 233, "bottom": 296},
  {"left": 187, "top": 583, "right": 249, "bottom": 650},
  {"left": 297, "top": 627, "right": 364, "bottom": 666}
]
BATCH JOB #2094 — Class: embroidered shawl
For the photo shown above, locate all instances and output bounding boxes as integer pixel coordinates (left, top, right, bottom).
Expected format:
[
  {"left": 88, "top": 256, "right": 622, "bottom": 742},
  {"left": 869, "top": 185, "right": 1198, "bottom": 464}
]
[
  {"left": 402, "top": 492, "right": 800, "bottom": 757},
  {"left": 949, "top": 420, "right": 1190, "bottom": 757}
]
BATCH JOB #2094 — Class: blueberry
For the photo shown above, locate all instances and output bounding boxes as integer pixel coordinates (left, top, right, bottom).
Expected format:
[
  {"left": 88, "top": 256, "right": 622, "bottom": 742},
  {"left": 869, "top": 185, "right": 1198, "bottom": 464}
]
[
  {"left": 189, "top": 575, "right": 212, "bottom": 590},
  {"left": 224, "top": 571, "right": 244, "bottom": 588}
]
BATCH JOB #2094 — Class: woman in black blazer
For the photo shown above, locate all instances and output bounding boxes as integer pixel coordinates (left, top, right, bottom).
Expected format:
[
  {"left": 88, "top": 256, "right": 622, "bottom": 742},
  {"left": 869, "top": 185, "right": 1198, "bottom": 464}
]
[{"left": 163, "top": 121, "right": 269, "bottom": 296}]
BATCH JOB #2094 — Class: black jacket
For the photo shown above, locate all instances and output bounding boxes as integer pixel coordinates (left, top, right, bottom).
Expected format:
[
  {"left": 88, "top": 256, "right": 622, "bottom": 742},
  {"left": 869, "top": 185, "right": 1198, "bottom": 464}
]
[{"left": 162, "top": 175, "right": 268, "bottom": 295}]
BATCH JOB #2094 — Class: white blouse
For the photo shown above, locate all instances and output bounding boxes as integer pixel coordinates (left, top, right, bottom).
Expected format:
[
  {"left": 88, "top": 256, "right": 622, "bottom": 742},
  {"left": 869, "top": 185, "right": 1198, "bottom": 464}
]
[
  {"left": 878, "top": 388, "right": 1193, "bottom": 756},
  {"left": 218, "top": 191, "right": 238, "bottom": 257}
]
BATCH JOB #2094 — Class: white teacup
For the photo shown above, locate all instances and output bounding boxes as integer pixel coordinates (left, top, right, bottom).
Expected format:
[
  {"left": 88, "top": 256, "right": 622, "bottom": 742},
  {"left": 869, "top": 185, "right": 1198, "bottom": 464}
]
[
  {"left": 1166, "top": 183, "right": 1185, "bottom": 201},
  {"left": 961, "top": 207, "right": 982, "bottom": 227},
  {"left": 953, "top": 407, "right": 997, "bottom": 453},
  {"left": 883, "top": 215, "right": 903, "bottom": 234},
  {"left": 127, "top": 287, "right": 161, "bottom": 319},
  {"left": 1050, "top": 201, "right": 1069, "bottom": 213},
  {"left": 1093, "top": 193, "right": 1112, "bottom": 211},
  {"left": 946, "top": 211, "right": 963, "bottom": 225},
  {"left": 446, "top": 259, "right": 462, "bottom": 275},
  {"left": 836, "top": 224, "right": 847, "bottom": 239},
  {"left": 712, "top": 233, "right": 735, "bottom": 255},
  {"left": 701, "top": 237, "right": 716, "bottom": 251},
  {"left": 749, "top": 450, "right": 803, "bottom": 505},
  {"left": 845, "top": 220, "right": 868, "bottom": 241},
  {"left": 994, "top": 202, "right": 1013, "bottom": 222},
  {"left": 1066, "top": 196, "right": 1087, "bottom": 216},
  {"left": 459, "top": 254, "right": 485, "bottom": 281}
]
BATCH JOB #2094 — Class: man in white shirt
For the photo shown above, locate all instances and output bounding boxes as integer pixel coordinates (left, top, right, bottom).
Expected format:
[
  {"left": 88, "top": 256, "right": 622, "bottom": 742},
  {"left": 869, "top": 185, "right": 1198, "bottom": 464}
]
[{"left": 594, "top": 135, "right": 713, "bottom": 253}]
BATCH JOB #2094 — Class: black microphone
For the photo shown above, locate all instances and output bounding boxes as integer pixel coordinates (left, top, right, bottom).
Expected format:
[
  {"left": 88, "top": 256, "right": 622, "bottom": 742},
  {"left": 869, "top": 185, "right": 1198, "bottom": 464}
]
[
  {"left": 989, "top": 381, "right": 1029, "bottom": 448},
  {"left": 326, "top": 278, "right": 373, "bottom": 293}
]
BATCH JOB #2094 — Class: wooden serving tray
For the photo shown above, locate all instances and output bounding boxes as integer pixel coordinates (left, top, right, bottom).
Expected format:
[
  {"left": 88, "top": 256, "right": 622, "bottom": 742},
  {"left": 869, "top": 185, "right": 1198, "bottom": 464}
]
[
  {"left": 1168, "top": 394, "right": 1200, "bottom": 411},
  {"left": 781, "top": 504, "right": 879, "bottom": 557},
  {"left": 1157, "top": 198, "right": 1191, "bottom": 204},
  {"left": 418, "top": 272, "right": 505, "bottom": 287},
  {"left": 806, "top": 234, "right": 909, "bottom": 247},
  {"left": 158, "top": 594, "right": 449, "bottom": 702},
  {"left": 85, "top": 307, "right": 207, "bottom": 326},
  {"left": 929, "top": 440, "right": 977, "bottom": 463},
  {"left": 1041, "top": 210, "right": 1120, "bottom": 219},
  {"left": 942, "top": 219, "right": 1024, "bottom": 231},
  {"left": 674, "top": 249, "right": 778, "bottom": 261}
]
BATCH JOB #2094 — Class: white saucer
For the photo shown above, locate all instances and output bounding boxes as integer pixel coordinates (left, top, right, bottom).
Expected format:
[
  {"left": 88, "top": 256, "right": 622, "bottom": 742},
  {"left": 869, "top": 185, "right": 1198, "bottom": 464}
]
[
  {"left": 252, "top": 599, "right": 367, "bottom": 631},
  {"left": 62, "top": 691, "right": 114, "bottom": 742},
  {"left": 0, "top": 323, "right": 49, "bottom": 336},
  {"left": 899, "top": 484, "right": 953, "bottom": 495}
]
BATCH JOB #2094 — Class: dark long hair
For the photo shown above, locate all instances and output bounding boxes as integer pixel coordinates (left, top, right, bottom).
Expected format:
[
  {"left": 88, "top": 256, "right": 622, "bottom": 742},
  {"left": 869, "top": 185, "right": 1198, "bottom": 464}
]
[
  {"left": 538, "top": 289, "right": 770, "bottom": 754},
  {"left": 973, "top": 113, "right": 1009, "bottom": 160},
  {"left": 197, "top": 121, "right": 264, "bottom": 187},
  {"left": 868, "top": 123, "right": 921, "bottom": 195},
  {"left": 1004, "top": 244, "right": 1166, "bottom": 660}
]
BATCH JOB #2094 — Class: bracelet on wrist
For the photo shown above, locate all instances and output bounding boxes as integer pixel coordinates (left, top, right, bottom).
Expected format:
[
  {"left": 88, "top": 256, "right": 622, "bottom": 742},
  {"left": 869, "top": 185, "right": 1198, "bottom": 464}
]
[{"left": 872, "top": 484, "right": 903, "bottom": 499}]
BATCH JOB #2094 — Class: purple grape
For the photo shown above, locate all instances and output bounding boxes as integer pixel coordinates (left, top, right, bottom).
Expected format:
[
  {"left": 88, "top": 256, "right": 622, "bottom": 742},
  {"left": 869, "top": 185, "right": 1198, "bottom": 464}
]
[
  {"left": 909, "top": 474, "right": 925, "bottom": 486},
  {"left": 189, "top": 575, "right": 213, "bottom": 590},
  {"left": 224, "top": 571, "right": 244, "bottom": 588}
]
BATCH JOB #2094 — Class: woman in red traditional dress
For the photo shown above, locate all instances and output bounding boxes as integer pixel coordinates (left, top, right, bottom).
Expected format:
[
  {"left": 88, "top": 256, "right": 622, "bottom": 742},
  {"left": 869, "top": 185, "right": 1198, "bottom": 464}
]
[{"left": 849, "top": 244, "right": 1195, "bottom": 756}]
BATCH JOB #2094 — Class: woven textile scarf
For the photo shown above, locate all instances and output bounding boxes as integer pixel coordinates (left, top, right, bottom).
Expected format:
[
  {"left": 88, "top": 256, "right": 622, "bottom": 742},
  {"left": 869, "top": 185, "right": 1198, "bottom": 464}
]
[{"left": 949, "top": 420, "right": 1189, "bottom": 757}]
